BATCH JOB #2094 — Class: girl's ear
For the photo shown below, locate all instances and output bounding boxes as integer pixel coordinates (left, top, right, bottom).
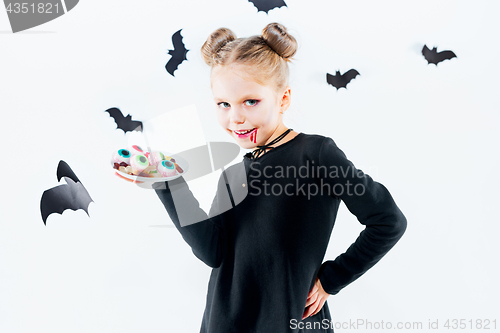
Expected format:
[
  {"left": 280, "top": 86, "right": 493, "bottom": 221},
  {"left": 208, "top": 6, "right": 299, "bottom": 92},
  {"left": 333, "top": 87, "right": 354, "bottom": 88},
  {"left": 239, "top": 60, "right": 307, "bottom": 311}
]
[{"left": 280, "top": 86, "right": 292, "bottom": 112}]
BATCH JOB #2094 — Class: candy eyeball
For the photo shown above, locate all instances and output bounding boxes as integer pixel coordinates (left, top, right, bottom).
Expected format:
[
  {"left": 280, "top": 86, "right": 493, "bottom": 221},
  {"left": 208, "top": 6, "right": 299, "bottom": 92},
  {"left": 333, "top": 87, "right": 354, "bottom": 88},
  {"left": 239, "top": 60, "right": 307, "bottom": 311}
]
[
  {"left": 113, "top": 149, "right": 131, "bottom": 164},
  {"left": 158, "top": 160, "right": 176, "bottom": 177},
  {"left": 113, "top": 146, "right": 182, "bottom": 179},
  {"left": 130, "top": 145, "right": 145, "bottom": 156},
  {"left": 130, "top": 154, "right": 150, "bottom": 174}
]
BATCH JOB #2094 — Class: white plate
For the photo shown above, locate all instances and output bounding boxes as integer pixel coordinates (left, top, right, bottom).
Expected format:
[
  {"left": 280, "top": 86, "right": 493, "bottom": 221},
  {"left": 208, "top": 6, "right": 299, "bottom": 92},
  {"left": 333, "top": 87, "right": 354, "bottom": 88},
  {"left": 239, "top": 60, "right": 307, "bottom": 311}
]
[{"left": 111, "top": 151, "right": 189, "bottom": 185}]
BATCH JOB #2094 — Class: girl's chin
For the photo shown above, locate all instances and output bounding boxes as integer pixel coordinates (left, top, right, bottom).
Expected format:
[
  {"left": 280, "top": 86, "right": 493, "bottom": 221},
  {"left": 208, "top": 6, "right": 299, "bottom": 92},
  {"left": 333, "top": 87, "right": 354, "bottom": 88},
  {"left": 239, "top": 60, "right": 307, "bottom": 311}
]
[{"left": 235, "top": 141, "right": 255, "bottom": 149}]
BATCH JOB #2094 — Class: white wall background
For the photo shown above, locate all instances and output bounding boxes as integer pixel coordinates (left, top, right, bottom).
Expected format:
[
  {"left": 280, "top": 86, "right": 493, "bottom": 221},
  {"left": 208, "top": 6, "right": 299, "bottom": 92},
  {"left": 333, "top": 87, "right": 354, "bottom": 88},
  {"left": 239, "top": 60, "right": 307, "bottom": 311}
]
[{"left": 1, "top": 0, "right": 499, "bottom": 332}]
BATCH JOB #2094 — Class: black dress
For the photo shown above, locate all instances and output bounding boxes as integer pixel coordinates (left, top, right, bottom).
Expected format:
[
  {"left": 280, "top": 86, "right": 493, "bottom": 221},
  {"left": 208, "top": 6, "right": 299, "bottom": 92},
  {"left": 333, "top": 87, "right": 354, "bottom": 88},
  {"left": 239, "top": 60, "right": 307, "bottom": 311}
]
[{"left": 154, "top": 132, "right": 407, "bottom": 333}]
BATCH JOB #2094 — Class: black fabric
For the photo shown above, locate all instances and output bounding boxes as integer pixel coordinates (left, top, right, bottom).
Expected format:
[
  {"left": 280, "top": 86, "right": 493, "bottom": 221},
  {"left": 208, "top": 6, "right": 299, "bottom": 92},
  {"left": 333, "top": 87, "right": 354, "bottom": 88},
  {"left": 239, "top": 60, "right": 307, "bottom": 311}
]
[{"left": 154, "top": 132, "right": 407, "bottom": 333}]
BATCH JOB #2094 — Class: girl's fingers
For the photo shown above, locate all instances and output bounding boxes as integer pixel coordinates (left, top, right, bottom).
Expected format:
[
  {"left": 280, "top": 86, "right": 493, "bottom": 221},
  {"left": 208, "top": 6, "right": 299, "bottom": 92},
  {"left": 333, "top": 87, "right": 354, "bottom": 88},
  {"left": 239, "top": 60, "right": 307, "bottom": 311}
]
[
  {"left": 302, "top": 305, "right": 313, "bottom": 320},
  {"left": 306, "top": 287, "right": 318, "bottom": 300},
  {"left": 302, "top": 277, "right": 330, "bottom": 320},
  {"left": 304, "top": 291, "right": 318, "bottom": 308},
  {"left": 303, "top": 296, "right": 321, "bottom": 319},
  {"left": 308, "top": 283, "right": 319, "bottom": 296},
  {"left": 303, "top": 300, "right": 319, "bottom": 320},
  {"left": 311, "top": 297, "right": 326, "bottom": 317}
]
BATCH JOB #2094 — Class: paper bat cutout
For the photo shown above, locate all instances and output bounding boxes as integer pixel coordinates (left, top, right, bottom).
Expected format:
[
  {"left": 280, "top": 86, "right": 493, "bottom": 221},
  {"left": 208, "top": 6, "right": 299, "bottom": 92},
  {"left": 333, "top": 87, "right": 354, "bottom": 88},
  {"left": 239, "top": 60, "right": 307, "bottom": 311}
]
[
  {"left": 248, "top": 0, "right": 287, "bottom": 13},
  {"left": 422, "top": 45, "right": 457, "bottom": 65},
  {"left": 165, "top": 29, "right": 189, "bottom": 77},
  {"left": 56, "top": 159, "right": 80, "bottom": 184},
  {"left": 40, "top": 160, "right": 93, "bottom": 225},
  {"left": 326, "top": 69, "right": 360, "bottom": 90},
  {"left": 105, "top": 107, "right": 143, "bottom": 133}
]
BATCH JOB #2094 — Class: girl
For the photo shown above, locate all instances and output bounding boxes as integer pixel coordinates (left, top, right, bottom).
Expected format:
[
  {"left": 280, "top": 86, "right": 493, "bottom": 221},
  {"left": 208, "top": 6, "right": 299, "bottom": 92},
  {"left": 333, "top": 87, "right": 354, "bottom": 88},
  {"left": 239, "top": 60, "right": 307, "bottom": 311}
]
[{"left": 154, "top": 22, "right": 407, "bottom": 333}]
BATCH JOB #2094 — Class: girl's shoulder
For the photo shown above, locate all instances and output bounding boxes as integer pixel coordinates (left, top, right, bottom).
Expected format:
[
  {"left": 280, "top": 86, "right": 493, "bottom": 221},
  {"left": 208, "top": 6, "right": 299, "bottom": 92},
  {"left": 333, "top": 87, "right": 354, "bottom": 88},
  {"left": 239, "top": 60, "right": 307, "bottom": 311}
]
[
  {"left": 293, "top": 132, "right": 340, "bottom": 162},
  {"left": 298, "top": 132, "right": 329, "bottom": 141},
  {"left": 296, "top": 132, "right": 335, "bottom": 148}
]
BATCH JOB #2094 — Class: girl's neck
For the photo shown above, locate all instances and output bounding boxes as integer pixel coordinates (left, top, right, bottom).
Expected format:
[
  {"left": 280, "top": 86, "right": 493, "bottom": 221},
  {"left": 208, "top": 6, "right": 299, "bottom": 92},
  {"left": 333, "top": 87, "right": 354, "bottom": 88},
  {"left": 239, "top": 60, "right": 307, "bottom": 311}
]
[{"left": 252, "top": 126, "right": 297, "bottom": 153}]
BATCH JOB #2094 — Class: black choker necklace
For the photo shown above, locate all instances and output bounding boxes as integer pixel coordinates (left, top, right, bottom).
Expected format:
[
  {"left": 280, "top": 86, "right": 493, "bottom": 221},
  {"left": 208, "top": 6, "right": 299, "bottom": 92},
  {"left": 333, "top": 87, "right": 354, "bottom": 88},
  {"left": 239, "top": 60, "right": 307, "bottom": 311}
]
[{"left": 248, "top": 128, "right": 293, "bottom": 160}]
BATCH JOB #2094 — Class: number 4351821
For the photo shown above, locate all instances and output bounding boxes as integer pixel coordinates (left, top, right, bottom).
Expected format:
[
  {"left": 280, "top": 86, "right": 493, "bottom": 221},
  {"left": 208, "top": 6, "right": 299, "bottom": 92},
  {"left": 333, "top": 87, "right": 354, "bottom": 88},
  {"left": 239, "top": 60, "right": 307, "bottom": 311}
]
[
  {"left": 444, "top": 319, "right": 496, "bottom": 330},
  {"left": 6, "top": 3, "right": 60, "bottom": 14}
]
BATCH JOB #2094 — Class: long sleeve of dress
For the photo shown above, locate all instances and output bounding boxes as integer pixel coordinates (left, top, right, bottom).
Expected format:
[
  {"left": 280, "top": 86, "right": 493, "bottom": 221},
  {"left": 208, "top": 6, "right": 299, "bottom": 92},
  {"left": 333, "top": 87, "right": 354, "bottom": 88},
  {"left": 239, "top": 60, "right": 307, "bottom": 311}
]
[
  {"left": 316, "top": 137, "right": 407, "bottom": 295},
  {"left": 153, "top": 172, "right": 231, "bottom": 268}
]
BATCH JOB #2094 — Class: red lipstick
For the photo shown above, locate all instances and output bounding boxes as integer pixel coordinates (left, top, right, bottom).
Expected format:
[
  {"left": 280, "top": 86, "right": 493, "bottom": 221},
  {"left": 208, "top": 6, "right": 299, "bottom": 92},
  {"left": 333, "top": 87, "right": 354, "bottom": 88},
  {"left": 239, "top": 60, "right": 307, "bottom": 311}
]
[{"left": 234, "top": 128, "right": 256, "bottom": 139}]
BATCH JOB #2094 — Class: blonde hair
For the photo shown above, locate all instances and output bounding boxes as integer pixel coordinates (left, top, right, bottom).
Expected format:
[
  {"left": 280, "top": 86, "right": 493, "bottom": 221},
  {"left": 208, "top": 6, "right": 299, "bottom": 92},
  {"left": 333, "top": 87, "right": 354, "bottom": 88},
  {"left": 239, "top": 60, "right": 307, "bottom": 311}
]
[{"left": 201, "top": 22, "right": 298, "bottom": 93}]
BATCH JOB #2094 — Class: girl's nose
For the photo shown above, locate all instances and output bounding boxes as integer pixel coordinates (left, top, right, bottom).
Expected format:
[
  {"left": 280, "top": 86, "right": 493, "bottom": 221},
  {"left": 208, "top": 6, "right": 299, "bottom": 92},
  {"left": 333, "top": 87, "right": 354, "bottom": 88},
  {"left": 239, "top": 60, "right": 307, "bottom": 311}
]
[{"left": 230, "top": 107, "right": 245, "bottom": 125}]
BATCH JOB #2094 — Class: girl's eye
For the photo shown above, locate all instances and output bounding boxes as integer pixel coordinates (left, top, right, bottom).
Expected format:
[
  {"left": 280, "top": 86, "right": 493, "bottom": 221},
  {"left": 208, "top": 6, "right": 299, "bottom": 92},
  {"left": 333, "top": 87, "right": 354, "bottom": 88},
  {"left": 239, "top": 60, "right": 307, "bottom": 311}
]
[
  {"left": 218, "top": 102, "right": 230, "bottom": 109},
  {"left": 245, "top": 99, "right": 258, "bottom": 106}
]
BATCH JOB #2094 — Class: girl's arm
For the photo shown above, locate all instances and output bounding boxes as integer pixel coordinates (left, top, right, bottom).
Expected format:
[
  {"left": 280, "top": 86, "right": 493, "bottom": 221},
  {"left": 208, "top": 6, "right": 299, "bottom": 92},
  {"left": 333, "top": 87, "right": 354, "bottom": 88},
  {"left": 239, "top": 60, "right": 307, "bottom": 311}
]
[
  {"left": 153, "top": 172, "right": 230, "bottom": 268},
  {"left": 317, "top": 137, "right": 407, "bottom": 295}
]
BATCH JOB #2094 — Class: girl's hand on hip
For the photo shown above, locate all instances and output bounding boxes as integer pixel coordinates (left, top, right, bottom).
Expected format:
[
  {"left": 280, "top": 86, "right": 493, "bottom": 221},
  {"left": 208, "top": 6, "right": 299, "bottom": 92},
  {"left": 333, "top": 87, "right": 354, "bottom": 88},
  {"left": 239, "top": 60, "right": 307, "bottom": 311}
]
[{"left": 302, "top": 276, "right": 330, "bottom": 320}]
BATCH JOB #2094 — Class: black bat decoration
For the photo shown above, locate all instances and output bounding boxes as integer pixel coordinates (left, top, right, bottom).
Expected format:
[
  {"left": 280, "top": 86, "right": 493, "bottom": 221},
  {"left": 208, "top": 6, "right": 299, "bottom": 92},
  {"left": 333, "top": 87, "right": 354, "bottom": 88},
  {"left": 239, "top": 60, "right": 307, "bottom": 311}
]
[
  {"left": 166, "top": 29, "right": 189, "bottom": 76},
  {"left": 40, "top": 160, "right": 93, "bottom": 225},
  {"left": 248, "top": 0, "right": 287, "bottom": 13},
  {"left": 56, "top": 159, "right": 80, "bottom": 184},
  {"left": 326, "top": 69, "right": 360, "bottom": 90},
  {"left": 422, "top": 45, "right": 457, "bottom": 65},
  {"left": 105, "top": 107, "right": 143, "bottom": 133}
]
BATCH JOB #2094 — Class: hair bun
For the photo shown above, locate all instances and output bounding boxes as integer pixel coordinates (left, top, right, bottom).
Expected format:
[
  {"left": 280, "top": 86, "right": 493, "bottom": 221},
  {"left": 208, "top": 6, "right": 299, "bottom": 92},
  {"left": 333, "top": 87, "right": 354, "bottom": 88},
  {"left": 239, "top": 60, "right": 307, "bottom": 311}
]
[
  {"left": 201, "top": 27, "right": 237, "bottom": 66},
  {"left": 261, "top": 22, "right": 297, "bottom": 60}
]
